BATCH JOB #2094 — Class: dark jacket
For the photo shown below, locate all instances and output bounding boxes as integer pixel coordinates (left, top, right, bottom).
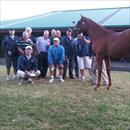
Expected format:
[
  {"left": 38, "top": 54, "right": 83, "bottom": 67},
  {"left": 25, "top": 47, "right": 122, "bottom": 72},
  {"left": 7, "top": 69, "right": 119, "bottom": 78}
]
[
  {"left": 49, "top": 36, "right": 55, "bottom": 45},
  {"left": 61, "top": 36, "right": 74, "bottom": 57},
  {"left": 75, "top": 38, "right": 91, "bottom": 57},
  {"left": 91, "top": 46, "right": 96, "bottom": 56},
  {"left": 2, "top": 35, "right": 19, "bottom": 56},
  {"left": 17, "top": 55, "right": 38, "bottom": 71},
  {"left": 29, "top": 35, "right": 36, "bottom": 44}
]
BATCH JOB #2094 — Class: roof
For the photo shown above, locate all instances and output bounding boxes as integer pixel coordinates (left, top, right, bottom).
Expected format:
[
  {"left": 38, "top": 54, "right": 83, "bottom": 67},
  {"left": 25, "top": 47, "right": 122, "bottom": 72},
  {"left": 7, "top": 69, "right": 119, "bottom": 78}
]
[{"left": 0, "top": 7, "right": 130, "bottom": 30}]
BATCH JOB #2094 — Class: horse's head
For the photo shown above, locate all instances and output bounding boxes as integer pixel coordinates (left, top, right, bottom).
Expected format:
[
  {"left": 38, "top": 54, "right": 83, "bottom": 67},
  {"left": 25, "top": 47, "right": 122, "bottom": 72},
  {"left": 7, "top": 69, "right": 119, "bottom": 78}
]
[{"left": 74, "top": 15, "right": 87, "bottom": 34}]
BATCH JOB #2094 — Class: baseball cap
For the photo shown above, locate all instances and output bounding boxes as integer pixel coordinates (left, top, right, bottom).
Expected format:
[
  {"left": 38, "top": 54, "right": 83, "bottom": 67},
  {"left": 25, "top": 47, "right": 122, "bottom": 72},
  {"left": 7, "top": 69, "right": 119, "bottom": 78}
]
[
  {"left": 53, "top": 37, "right": 60, "bottom": 42},
  {"left": 25, "top": 46, "right": 32, "bottom": 50}
]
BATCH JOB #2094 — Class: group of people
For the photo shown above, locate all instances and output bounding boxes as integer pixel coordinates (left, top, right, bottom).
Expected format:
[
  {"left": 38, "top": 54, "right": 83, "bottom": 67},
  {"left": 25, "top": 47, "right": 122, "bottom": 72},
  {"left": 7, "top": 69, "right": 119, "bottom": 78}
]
[{"left": 2, "top": 27, "right": 108, "bottom": 85}]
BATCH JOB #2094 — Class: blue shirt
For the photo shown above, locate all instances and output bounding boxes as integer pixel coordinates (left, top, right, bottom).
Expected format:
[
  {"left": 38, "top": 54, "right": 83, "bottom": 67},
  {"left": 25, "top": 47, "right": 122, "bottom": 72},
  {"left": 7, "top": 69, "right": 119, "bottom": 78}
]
[{"left": 48, "top": 45, "right": 65, "bottom": 65}]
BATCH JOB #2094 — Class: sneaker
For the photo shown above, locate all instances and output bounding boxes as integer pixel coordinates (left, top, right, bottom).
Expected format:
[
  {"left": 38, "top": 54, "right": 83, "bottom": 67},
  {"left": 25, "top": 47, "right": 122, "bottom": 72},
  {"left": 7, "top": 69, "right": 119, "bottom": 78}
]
[
  {"left": 81, "top": 76, "right": 85, "bottom": 82},
  {"left": 17, "top": 78, "right": 23, "bottom": 86},
  {"left": 6, "top": 75, "right": 10, "bottom": 81},
  {"left": 60, "top": 78, "right": 65, "bottom": 83},
  {"left": 18, "top": 82, "right": 22, "bottom": 86},
  {"left": 13, "top": 75, "right": 17, "bottom": 80},
  {"left": 49, "top": 78, "right": 54, "bottom": 83},
  {"left": 28, "top": 78, "right": 34, "bottom": 84},
  {"left": 81, "top": 78, "right": 86, "bottom": 82}
]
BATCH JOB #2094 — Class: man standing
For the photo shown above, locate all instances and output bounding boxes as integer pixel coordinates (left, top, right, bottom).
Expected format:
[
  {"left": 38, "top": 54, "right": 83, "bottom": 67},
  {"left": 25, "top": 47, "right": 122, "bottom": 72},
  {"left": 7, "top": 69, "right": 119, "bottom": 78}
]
[
  {"left": 90, "top": 50, "right": 108, "bottom": 86},
  {"left": 75, "top": 33, "right": 92, "bottom": 82},
  {"left": 48, "top": 37, "right": 65, "bottom": 83},
  {"left": 61, "top": 28, "right": 75, "bottom": 79},
  {"left": 25, "top": 27, "right": 36, "bottom": 44},
  {"left": 17, "top": 46, "right": 40, "bottom": 85},
  {"left": 36, "top": 30, "right": 50, "bottom": 78},
  {"left": 25, "top": 27, "right": 37, "bottom": 57},
  {"left": 49, "top": 29, "right": 56, "bottom": 45},
  {"left": 2, "top": 28, "right": 19, "bottom": 80},
  {"left": 17, "top": 31, "right": 34, "bottom": 55},
  {"left": 56, "top": 30, "right": 62, "bottom": 41}
]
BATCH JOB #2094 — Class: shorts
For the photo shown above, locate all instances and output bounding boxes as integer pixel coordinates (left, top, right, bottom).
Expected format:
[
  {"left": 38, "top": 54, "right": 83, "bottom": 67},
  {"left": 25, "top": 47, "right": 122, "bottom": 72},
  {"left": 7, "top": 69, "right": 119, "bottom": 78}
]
[{"left": 77, "top": 56, "right": 92, "bottom": 69}]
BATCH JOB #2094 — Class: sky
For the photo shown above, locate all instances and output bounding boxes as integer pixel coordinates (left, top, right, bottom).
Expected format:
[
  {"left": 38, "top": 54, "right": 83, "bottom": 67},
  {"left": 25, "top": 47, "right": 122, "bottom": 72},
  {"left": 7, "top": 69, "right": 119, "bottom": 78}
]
[{"left": 1, "top": 0, "right": 130, "bottom": 21}]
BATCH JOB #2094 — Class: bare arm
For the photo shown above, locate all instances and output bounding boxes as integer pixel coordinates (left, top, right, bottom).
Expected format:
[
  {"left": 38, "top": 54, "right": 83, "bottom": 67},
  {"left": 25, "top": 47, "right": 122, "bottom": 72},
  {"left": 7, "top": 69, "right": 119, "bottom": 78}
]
[
  {"left": 83, "top": 37, "right": 91, "bottom": 44},
  {"left": 18, "top": 47, "right": 24, "bottom": 55},
  {"left": 36, "top": 38, "right": 40, "bottom": 54}
]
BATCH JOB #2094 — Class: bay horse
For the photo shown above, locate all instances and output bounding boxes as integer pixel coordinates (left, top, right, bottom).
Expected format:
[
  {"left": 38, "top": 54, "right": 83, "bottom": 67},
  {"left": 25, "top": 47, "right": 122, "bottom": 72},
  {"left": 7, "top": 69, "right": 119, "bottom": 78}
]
[{"left": 75, "top": 16, "right": 130, "bottom": 90}]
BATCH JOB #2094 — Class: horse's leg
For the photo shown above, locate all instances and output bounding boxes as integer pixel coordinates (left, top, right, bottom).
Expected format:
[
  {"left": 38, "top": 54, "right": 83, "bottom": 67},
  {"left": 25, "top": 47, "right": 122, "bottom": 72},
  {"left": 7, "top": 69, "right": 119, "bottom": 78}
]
[
  {"left": 94, "top": 57, "right": 103, "bottom": 90},
  {"left": 104, "top": 58, "right": 112, "bottom": 90}
]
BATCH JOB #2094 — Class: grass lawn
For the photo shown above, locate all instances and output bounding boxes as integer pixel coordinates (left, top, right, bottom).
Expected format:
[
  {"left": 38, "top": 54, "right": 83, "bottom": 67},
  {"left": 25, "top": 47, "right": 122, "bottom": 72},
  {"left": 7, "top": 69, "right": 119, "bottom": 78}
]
[{"left": 0, "top": 66, "right": 130, "bottom": 130}]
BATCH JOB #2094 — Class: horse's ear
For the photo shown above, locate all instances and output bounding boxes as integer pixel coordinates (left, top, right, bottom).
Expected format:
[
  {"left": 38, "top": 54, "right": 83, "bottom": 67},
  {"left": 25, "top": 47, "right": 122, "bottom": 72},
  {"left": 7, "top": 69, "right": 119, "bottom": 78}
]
[
  {"left": 80, "top": 14, "right": 84, "bottom": 18},
  {"left": 72, "top": 21, "right": 75, "bottom": 24}
]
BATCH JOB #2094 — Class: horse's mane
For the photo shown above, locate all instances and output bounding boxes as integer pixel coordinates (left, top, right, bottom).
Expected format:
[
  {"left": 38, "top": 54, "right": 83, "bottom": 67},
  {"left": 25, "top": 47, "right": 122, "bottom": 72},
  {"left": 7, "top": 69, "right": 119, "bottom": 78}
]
[{"left": 82, "top": 16, "right": 111, "bottom": 33}]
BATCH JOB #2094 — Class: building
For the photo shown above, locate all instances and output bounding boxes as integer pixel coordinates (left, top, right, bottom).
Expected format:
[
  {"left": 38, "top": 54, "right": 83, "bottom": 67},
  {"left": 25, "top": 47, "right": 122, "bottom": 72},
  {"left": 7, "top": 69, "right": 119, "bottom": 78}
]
[{"left": 0, "top": 7, "right": 130, "bottom": 58}]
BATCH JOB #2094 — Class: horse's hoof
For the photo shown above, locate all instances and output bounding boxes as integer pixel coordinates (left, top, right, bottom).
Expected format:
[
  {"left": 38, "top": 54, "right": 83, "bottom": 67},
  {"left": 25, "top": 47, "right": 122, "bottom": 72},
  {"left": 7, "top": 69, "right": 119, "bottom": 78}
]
[
  {"left": 106, "top": 86, "right": 110, "bottom": 90},
  {"left": 94, "top": 87, "right": 98, "bottom": 91}
]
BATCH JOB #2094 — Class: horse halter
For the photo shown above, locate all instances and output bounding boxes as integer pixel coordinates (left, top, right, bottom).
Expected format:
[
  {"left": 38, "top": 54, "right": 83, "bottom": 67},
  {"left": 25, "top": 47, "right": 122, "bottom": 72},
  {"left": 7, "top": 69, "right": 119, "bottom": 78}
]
[
  {"left": 75, "top": 21, "right": 85, "bottom": 34},
  {"left": 72, "top": 19, "right": 86, "bottom": 36}
]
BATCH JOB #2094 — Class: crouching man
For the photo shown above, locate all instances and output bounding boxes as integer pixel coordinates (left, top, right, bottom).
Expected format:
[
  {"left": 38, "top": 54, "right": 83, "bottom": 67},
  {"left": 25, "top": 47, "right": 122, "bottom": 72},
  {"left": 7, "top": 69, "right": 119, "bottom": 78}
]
[
  {"left": 17, "top": 46, "right": 40, "bottom": 85},
  {"left": 48, "top": 37, "right": 65, "bottom": 83}
]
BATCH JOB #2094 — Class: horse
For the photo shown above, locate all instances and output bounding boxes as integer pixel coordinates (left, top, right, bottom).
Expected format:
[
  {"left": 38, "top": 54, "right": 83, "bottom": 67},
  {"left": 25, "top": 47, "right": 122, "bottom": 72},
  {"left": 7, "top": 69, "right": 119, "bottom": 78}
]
[{"left": 74, "top": 16, "right": 130, "bottom": 90}]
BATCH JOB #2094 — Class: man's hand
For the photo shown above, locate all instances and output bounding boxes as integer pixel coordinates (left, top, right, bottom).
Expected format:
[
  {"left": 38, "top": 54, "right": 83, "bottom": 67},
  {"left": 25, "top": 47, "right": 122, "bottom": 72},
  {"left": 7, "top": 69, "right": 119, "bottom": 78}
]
[
  {"left": 8, "top": 51, "right": 12, "bottom": 56},
  {"left": 25, "top": 70, "right": 35, "bottom": 77},
  {"left": 25, "top": 70, "right": 29, "bottom": 74},
  {"left": 65, "top": 55, "right": 69, "bottom": 63}
]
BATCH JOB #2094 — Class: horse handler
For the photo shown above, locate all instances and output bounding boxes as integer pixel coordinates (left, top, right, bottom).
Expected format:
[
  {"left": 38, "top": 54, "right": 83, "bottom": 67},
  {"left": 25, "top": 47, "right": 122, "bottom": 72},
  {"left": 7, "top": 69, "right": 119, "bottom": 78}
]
[
  {"left": 17, "top": 46, "right": 41, "bottom": 85},
  {"left": 48, "top": 37, "right": 65, "bottom": 83},
  {"left": 90, "top": 54, "right": 108, "bottom": 86}
]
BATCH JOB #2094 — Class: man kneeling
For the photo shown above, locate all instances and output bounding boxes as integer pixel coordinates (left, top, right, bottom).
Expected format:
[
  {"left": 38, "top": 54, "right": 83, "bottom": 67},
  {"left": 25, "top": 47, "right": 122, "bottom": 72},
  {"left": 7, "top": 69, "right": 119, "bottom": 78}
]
[
  {"left": 17, "top": 46, "right": 40, "bottom": 85},
  {"left": 48, "top": 37, "right": 65, "bottom": 83}
]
